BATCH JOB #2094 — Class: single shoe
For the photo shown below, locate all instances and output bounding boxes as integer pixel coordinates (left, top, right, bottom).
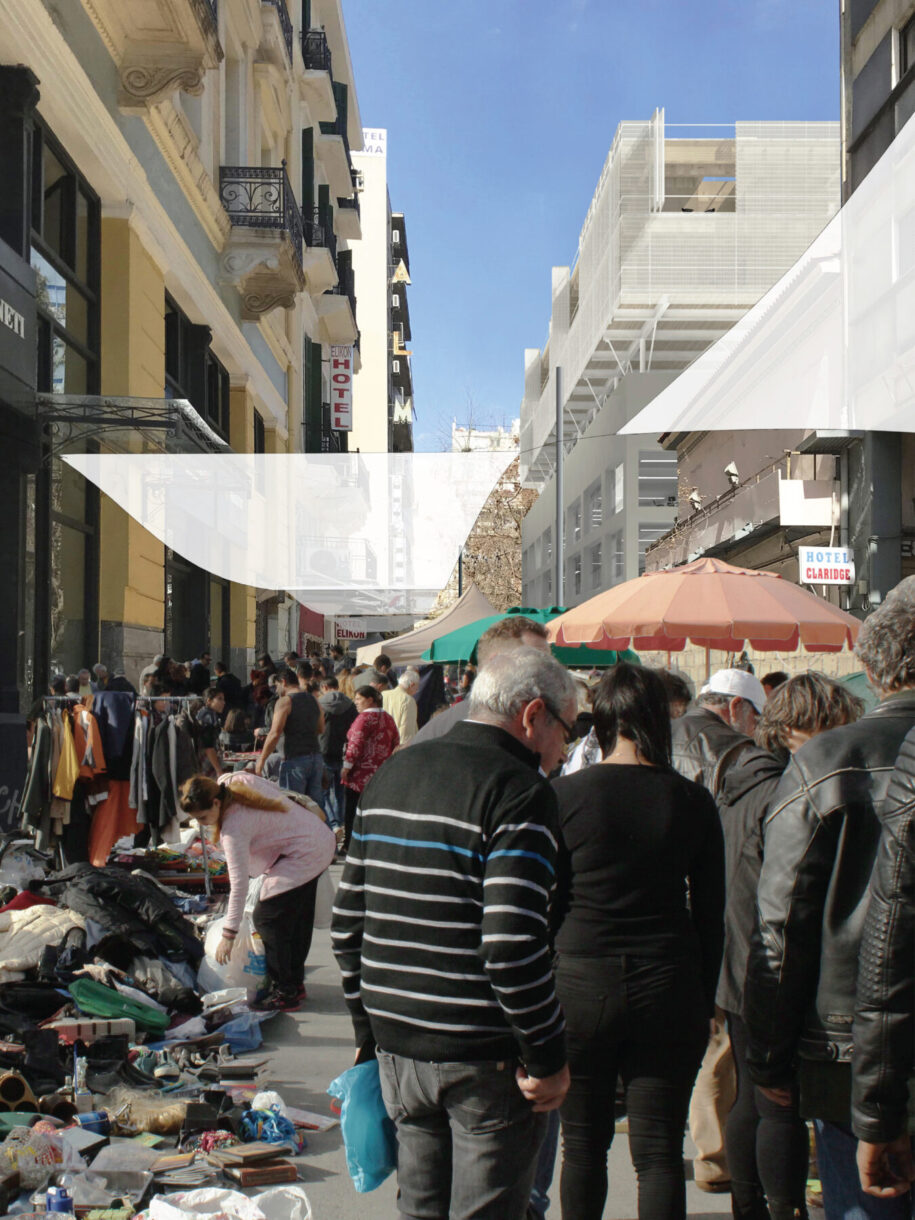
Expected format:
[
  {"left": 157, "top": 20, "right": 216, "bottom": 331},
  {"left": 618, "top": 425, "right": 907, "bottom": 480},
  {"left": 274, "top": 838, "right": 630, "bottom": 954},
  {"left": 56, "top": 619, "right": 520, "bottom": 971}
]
[
  {"left": 295, "top": 984, "right": 307, "bottom": 1002},
  {"left": 695, "top": 1180, "right": 732, "bottom": 1194},
  {"left": 253, "top": 989, "right": 300, "bottom": 1013}
]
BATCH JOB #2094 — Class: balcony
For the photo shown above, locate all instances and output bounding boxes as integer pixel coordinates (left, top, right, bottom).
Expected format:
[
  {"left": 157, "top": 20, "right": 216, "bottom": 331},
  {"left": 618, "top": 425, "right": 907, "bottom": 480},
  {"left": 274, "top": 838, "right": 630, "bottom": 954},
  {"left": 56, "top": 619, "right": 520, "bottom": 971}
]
[
  {"left": 87, "top": 0, "right": 223, "bottom": 112},
  {"left": 302, "top": 206, "right": 338, "bottom": 295},
  {"left": 261, "top": 0, "right": 293, "bottom": 64},
  {"left": 315, "top": 262, "right": 357, "bottom": 345},
  {"left": 317, "top": 115, "right": 354, "bottom": 199},
  {"left": 336, "top": 192, "right": 361, "bottom": 241},
  {"left": 217, "top": 165, "right": 305, "bottom": 318},
  {"left": 299, "top": 29, "right": 336, "bottom": 121}
]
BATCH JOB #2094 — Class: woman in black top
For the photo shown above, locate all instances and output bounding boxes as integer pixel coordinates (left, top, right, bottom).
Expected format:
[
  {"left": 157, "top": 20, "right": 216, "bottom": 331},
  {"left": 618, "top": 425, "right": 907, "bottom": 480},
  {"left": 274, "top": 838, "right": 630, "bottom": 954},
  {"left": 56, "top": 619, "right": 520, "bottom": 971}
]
[{"left": 551, "top": 663, "right": 725, "bottom": 1220}]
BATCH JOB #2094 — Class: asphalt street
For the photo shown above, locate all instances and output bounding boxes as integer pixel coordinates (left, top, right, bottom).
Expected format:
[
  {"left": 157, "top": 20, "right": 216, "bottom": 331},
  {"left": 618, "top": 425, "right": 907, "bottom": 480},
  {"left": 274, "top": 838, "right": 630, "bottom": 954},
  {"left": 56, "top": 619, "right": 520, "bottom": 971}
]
[{"left": 260, "top": 863, "right": 732, "bottom": 1219}]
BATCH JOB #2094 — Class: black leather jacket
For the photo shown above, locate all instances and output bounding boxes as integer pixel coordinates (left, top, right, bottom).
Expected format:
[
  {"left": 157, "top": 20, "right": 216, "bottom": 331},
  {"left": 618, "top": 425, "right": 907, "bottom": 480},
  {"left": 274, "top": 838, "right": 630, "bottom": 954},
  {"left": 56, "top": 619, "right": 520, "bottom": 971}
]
[
  {"left": 745, "top": 692, "right": 915, "bottom": 1089},
  {"left": 852, "top": 722, "right": 915, "bottom": 1142},
  {"left": 671, "top": 706, "right": 754, "bottom": 799}
]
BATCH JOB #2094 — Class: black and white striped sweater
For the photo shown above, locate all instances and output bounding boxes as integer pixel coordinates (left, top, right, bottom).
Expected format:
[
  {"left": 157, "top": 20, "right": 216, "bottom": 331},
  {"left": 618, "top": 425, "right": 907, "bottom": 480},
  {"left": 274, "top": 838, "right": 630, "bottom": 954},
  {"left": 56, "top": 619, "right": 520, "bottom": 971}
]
[{"left": 331, "top": 720, "right": 567, "bottom": 1078}]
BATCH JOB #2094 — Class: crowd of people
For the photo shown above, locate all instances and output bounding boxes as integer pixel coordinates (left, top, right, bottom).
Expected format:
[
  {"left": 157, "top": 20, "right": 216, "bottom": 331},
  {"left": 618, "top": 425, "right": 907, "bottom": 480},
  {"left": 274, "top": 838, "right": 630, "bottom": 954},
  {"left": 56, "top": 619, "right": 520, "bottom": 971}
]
[{"left": 329, "top": 579, "right": 915, "bottom": 1220}]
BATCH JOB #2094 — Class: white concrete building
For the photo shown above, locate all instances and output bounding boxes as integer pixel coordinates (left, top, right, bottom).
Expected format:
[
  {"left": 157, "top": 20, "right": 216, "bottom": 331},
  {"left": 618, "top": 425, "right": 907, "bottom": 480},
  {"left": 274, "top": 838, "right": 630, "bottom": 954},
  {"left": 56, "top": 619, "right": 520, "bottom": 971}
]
[
  {"left": 520, "top": 109, "right": 840, "bottom": 606},
  {"left": 452, "top": 418, "right": 520, "bottom": 453},
  {"left": 349, "top": 128, "right": 414, "bottom": 453}
]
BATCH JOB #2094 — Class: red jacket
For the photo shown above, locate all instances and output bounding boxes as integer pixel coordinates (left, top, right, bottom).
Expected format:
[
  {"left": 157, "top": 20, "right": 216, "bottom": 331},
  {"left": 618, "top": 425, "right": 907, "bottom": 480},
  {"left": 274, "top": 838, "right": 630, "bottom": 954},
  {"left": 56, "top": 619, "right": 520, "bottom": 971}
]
[{"left": 343, "top": 709, "right": 399, "bottom": 792}]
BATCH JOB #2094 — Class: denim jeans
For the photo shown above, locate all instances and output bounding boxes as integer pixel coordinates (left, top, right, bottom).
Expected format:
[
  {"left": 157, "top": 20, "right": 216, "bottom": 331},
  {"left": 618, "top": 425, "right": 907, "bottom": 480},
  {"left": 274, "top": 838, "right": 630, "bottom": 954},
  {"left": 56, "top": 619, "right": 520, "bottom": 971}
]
[
  {"left": 556, "top": 953, "right": 707, "bottom": 1220},
  {"left": 377, "top": 1051, "right": 546, "bottom": 1220},
  {"left": 278, "top": 752, "right": 326, "bottom": 811},
  {"left": 323, "top": 761, "right": 344, "bottom": 829},
  {"left": 814, "top": 1120, "right": 914, "bottom": 1220},
  {"left": 528, "top": 1109, "right": 560, "bottom": 1219}
]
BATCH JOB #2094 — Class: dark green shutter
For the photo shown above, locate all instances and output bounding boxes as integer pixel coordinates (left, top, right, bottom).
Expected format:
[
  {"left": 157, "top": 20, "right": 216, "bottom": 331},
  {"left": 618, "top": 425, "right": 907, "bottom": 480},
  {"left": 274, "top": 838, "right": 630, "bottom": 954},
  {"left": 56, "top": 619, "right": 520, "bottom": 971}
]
[
  {"left": 301, "top": 128, "right": 314, "bottom": 216},
  {"left": 304, "top": 337, "right": 323, "bottom": 452}
]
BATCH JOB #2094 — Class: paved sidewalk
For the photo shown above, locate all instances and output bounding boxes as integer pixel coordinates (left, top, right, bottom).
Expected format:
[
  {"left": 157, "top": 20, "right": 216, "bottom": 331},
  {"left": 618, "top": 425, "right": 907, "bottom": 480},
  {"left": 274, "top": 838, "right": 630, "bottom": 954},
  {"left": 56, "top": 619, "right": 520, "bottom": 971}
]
[{"left": 260, "top": 865, "right": 732, "bottom": 1219}]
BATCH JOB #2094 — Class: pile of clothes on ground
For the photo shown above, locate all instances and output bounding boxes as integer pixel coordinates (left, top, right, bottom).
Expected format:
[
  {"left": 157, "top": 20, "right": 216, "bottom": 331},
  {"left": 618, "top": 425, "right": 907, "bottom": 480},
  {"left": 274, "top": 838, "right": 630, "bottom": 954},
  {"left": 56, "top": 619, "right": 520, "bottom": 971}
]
[{"left": 0, "top": 840, "right": 328, "bottom": 1219}]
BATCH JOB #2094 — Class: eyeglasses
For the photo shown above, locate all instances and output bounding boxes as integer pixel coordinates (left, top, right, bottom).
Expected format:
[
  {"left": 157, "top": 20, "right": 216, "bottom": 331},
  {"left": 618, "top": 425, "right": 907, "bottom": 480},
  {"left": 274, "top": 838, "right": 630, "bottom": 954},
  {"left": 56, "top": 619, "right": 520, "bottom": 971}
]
[{"left": 543, "top": 702, "right": 576, "bottom": 745}]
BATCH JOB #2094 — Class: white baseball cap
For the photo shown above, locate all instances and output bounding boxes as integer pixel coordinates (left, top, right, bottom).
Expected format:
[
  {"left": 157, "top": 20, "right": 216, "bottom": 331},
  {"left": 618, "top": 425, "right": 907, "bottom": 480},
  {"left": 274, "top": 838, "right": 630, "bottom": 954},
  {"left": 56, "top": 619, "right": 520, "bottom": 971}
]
[{"left": 702, "top": 668, "right": 767, "bottom": 714}]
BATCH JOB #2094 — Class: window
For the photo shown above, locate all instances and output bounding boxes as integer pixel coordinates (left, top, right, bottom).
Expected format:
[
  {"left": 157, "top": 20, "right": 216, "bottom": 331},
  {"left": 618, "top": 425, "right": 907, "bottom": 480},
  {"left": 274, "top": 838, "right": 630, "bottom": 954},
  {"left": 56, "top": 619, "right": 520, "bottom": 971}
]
[
  {"left": 543, "top": 570, "right": 552, "bottom": 600},
  {"left": 165, "top": 295, "right": 230, "bottom": 437},
  {"left": 614, "top": 464, "right": 625, "bottom": 515},
  {"left": 638, "top": 523, "right": 670, "bottom": 574},
  {"left": 613, "top": 531, "right": 625, "bottom": 583},
  {"left": 638, "top": 451, "right": 679, "bottom": 507},
  {"left": 572, "top": 554, "right": 582, "bottom": 596},
  {"left": 542, "top": 527, "right": 552, "bottom": 566},
  {"left": 591, "top": 542, "right": 602, "bottom": 589},
  {"left": 31, "top": 124, "right": 100, "bottom": 397},
  {"left": 253, "top": 410, "right": 266, "bottom": 454},
  {"left": 568, "top": 501, "right": 582, "bottom": 544},
  {"left": 902, "top": 14, "right": 915, "bottom": 77},
  {"left": 587, "top": 481, "right": 602, "bottom": 531}
]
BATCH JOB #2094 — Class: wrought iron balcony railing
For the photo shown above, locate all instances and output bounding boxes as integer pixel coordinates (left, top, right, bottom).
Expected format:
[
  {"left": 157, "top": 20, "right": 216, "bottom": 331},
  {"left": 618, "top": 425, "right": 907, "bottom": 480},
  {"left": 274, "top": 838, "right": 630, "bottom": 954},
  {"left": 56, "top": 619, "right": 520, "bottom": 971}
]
[
  {"left": 265, "top": 0, "right": 293, "bottom": 62},
  {"left": 302, "top": 28, "right": 332, "bottom": 73},
  {"left": 219, "top": 164, "right": 303, "bottom": 268},
  {"left": 302, "top": 206, "right": 337, "bottom": 263}
]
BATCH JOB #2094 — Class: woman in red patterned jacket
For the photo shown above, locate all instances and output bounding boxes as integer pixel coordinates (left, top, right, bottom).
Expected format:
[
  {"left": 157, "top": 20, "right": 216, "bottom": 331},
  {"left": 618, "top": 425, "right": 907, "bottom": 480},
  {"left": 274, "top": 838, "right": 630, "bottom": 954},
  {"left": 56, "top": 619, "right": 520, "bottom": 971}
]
[{"left": 341, "top": 685, "right": 399, "bottom": 856}]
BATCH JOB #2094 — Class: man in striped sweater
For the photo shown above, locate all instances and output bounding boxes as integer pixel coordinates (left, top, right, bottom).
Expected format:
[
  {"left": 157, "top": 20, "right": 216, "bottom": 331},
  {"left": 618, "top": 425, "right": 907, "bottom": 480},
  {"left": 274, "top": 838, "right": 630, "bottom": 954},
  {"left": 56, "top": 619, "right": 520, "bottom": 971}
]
[{"left": 332, "top": 647, "right": 576, "bottom": 1220}]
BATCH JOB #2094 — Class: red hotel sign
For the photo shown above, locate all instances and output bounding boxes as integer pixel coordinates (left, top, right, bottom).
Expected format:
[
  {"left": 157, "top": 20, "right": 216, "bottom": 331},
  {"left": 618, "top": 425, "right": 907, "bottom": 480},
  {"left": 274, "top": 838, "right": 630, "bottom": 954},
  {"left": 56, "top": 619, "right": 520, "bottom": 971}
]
[{"left": 331, "top": 345, "right": 353, "bottom": 431}]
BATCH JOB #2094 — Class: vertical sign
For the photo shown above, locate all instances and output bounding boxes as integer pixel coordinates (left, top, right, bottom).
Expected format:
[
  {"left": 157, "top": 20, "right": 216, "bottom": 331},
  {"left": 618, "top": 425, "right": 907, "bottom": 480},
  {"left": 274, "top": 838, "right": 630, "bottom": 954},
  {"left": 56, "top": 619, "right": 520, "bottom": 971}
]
[{"left": 331, "top": 345, "right": 353, "bottom": 431}]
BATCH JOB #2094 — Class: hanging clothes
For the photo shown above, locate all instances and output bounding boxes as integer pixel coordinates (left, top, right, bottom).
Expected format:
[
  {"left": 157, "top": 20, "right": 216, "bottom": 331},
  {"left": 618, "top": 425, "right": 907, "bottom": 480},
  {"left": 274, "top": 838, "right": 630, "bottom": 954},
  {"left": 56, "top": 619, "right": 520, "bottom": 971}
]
[
  {"left": 87, "top": 780, "right": 139, "bottom": 868},
  {"left": 19, "top": 718, "right": 51, "bottom": 831},
  {"left": 52, "top": 714, "right": 79, "bottom": 801},
  {"left": 73, "top": 708, "right": 106, "bottom": 779},
  {"left": 128, "top": 708, "right": 150, "bottom": 823},
  {"left": 91, "top": 692, "right": 136, "bottom": 782}
]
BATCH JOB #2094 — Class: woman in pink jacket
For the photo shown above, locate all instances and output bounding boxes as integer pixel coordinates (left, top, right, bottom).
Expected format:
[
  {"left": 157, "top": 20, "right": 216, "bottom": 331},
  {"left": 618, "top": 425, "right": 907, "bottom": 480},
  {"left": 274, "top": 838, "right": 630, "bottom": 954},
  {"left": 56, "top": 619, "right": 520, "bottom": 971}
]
[{"left": 179, "top": 771, "right": 335, "bottom": 1011}]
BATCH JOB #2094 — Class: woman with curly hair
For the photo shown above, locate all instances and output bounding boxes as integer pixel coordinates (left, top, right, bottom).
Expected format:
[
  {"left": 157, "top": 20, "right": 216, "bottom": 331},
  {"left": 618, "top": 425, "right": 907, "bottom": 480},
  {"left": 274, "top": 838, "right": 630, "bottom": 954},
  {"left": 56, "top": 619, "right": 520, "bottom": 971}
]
[{"left": 179, "top": 772, "right": 335, "bottom": 1010}]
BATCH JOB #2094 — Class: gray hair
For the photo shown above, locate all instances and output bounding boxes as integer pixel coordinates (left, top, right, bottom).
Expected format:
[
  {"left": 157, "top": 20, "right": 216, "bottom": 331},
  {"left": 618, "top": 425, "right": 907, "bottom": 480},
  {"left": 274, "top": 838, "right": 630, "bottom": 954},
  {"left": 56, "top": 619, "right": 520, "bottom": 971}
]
[
  {"left": 93, "top": 663, "right": 107, "bottom": 677},
  {"left": 398, "top": 667, "right": 420, "bottom": 692},
  {"left": 468, "top": 646, "right": 577, "bottom": 723},
  {"left": 697, "top": 691, "right": 730, "bottom": 711},
  {"left": 856, "top": 576, "right": 915, "bottom": 692}
]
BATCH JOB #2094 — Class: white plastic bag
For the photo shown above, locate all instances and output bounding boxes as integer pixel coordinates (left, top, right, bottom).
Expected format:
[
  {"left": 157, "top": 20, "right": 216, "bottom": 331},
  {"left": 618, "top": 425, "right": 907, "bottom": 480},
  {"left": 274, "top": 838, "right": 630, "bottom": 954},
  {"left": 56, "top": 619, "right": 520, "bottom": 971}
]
[
  {"left": 312, "top": 869, "right": 335, "bottom": 931},
  {"left": 197, "top": 915, "right": 266, "bottom": 995},
  {"left": 149, "top": 1186, "right": 312, "bottom": 1220}
]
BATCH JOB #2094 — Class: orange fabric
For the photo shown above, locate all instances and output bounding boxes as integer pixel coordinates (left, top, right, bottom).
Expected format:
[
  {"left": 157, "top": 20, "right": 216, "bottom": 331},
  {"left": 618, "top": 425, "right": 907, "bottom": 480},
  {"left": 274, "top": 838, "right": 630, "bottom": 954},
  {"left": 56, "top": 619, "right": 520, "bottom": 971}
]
[
  {"left": 88, "top": 780, "right": 139, "bottom": 867},
  {"left": 73, "top": 709, "right": 106, "bottom": 779},
  {"left": 547, "top": 556, "right": 861, "bottom": 654}
]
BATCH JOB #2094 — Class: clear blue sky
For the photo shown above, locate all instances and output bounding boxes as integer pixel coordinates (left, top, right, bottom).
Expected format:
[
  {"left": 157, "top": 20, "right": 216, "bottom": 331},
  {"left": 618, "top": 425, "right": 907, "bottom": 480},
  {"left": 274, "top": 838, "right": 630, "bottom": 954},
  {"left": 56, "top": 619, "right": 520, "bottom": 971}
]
[{"left": 343, "top": 0, "right": 839, "bottom": 452}]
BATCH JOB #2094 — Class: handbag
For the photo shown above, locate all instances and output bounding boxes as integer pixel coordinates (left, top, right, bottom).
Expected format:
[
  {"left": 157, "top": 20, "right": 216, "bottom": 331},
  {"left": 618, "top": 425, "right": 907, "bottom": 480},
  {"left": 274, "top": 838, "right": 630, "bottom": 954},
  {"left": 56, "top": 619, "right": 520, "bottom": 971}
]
[{"left": 327, "top": 1060, "right": 397, "bottom": 1192}]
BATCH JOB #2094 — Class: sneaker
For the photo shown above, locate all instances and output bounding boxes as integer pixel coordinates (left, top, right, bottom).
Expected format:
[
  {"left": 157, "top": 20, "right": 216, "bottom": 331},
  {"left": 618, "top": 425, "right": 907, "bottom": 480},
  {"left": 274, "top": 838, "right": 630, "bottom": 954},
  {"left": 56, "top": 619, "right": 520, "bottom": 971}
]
[
  {"left": 295, "top": 984, "right": 307, "bottom": 1002},
  {"left": 254, "top": 988, "right": 301, "bottom": 1013}
]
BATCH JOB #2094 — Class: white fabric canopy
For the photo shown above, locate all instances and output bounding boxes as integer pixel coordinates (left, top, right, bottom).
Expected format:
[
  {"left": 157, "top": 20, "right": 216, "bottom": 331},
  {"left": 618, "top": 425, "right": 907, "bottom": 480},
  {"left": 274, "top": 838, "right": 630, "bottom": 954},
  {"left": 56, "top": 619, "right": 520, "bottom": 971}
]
[
  {"left": 63, "top": 452, "right": 510, "bottom": 616},
  {"left": 355, "top": 582, "right": 498, "bottom": 666},
  {"left": 621, "top": 110, "right": 915, "bottom": 436}
]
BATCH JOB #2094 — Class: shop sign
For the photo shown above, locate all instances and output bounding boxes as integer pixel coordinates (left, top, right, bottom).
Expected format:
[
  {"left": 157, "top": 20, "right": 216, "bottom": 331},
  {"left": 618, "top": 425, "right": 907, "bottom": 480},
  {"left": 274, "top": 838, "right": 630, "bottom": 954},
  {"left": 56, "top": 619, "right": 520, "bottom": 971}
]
[
  {"left": 0, "top": 240, "right": 37, "bottom": 410},
  {"left": 798, "top": 545, "right": 855, "bottom": 585},
  {"left": 330, "top": 345, "right": 353, "bottom": 431},
  {"left": 336, "top": 617, "right": 366, "bottom": 640}
]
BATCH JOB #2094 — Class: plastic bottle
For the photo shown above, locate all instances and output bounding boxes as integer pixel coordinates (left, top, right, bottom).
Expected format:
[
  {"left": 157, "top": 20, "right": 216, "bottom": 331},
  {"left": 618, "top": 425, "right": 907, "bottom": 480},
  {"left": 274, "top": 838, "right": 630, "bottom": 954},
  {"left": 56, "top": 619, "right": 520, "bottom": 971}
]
[{"left": 45, "top": 1186, "right": 75, "bottom": 1214}]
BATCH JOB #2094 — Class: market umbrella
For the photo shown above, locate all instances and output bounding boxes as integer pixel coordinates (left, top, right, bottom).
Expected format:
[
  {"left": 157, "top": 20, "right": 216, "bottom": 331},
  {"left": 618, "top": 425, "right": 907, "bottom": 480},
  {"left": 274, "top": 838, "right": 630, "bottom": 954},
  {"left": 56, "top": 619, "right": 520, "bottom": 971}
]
[
  {"left": 422, "top": 606, "right": 639, "bottom": 668},
  {"left": 547, "top": 557, "right": 861, "bottom": 654}
]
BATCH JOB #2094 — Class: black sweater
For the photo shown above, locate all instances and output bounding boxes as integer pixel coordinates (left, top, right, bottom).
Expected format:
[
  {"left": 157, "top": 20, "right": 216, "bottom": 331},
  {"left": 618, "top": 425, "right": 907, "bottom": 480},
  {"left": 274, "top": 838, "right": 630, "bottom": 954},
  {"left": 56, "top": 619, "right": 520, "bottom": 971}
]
[
  {"left": 331, "top": 720, "right": 566, "bottom": 1078},
  {"left": 551, "top": 764, "right": 725, "bottom": 1015}
]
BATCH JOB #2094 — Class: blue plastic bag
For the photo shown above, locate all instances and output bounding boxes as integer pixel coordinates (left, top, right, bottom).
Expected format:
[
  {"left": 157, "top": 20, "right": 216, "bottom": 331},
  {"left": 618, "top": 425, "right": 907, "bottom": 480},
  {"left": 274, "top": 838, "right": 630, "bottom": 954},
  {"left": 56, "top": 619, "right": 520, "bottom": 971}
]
[
  {"left": 220, "top": 1011, "right": 263, "bottom": 1052},
  {"left": 239, "top": 1106, "right": 305, "bottom": 1152},
  {"left": 327, "top": 1060, "right": 397, "bottom": 1192}
]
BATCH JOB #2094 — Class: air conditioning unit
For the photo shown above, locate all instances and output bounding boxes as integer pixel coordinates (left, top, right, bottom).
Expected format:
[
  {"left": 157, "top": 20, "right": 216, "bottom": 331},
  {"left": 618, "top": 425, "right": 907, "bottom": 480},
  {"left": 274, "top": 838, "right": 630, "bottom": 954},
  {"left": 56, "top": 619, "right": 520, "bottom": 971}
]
[{"left": 392, "top": 293, "right": 400, "bottom": 308}]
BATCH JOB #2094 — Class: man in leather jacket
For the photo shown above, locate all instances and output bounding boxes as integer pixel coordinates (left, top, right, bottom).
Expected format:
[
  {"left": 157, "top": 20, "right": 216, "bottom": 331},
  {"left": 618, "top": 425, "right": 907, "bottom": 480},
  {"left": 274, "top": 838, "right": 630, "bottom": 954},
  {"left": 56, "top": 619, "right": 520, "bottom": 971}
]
[
  {"left": 672, "top": 668, "right": 764, "bottom": 1193},
  {"left": 852, "top": 721, "right": 915, "bottom": 1201},
  {"left": 745, "top": 577, "right": 915, "bottom": 1216}
]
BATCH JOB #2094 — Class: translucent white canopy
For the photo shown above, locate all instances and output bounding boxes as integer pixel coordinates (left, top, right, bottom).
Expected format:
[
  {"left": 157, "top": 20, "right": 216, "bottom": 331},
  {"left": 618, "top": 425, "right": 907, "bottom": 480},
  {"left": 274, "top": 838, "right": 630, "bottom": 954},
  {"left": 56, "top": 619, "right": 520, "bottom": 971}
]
[
  {"left": 64, "top": 452, "right": 512, "bottom": 616},
  {"left": 621, "top": 111, "right": 915, "bottom": 436}
]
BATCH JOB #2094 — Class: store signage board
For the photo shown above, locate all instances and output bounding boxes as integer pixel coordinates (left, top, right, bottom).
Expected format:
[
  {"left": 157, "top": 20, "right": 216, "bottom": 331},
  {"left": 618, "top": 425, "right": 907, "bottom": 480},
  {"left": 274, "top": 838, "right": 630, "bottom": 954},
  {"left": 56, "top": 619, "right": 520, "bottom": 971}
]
[
  {"left": 798, "top": 545, "right": 855, "bottom": 585},
  {"left": 336, "top": 617, "right": 366, "bottom": 640},
  {"left": 330, "top": 346, "right": 353, "bottom": 431}
]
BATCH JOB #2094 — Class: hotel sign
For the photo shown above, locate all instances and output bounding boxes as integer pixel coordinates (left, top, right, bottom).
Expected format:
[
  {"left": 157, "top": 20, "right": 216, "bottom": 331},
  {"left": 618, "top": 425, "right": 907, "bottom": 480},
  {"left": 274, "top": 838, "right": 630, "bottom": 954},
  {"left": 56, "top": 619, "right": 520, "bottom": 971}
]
[
  {"left": 330, "top": 345, "right": 353, "bottom": 431},
  {"left": 798, "top": 545, "right": 855, "bottom": 585}
]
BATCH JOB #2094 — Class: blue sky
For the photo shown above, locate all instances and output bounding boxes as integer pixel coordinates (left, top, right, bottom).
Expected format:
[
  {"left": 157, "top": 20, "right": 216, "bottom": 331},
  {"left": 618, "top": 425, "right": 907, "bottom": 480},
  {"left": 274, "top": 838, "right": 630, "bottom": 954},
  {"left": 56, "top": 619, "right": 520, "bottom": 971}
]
[{"left": 343, "top": 0, "right": 839, "bottom": 452}]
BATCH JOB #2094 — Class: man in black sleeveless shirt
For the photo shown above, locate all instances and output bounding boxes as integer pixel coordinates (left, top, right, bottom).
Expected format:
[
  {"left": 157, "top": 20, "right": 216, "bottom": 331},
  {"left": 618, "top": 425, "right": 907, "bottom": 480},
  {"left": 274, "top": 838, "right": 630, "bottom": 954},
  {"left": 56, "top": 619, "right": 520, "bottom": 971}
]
[{"left": 255, "top": 668, "right": 326, "bottom": 810}]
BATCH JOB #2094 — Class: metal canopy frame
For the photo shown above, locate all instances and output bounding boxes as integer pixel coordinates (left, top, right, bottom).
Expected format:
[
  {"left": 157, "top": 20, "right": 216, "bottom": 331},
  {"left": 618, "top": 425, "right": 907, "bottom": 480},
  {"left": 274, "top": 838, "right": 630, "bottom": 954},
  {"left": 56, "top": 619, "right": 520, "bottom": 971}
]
[{"left": 35, "top": 394, "right": 231, "bottom": 456}]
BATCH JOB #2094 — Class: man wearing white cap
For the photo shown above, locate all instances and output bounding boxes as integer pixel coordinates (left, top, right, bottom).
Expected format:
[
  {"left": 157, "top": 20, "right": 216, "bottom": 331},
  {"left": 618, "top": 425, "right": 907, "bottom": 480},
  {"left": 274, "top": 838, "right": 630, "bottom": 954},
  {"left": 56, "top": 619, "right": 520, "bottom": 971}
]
[{"left": 672, "top": 668, "right": 767, "bottom": 1195}]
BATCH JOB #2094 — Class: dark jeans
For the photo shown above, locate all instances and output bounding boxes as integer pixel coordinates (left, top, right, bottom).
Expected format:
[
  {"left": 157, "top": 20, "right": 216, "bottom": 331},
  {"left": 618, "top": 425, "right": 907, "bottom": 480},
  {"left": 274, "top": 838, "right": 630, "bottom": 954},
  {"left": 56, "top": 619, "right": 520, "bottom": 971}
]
[
  {"left": 814, "top": 1120, "right": 913, "bottom": 1220},
  {"left": 343, "top": 785, "right": 360, "bottom": 854},
  {"left": 377, "top": 1051, "right": 546, "bottom": 1220},
  {"left": 556, "top": 953, "right": 707, "bottom": 1220},
  {"left": 725, "top": 1011, "right": 809, "bottom": 1214},
  {"left": 323, "top": 761, "right": 344, "bottom": 829},
  {"left": 251, "top": 877, "right": 318, "bottom": 995},
  {"left": 528, "top": 1109, "right": 560, "bottom": 1220}
]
